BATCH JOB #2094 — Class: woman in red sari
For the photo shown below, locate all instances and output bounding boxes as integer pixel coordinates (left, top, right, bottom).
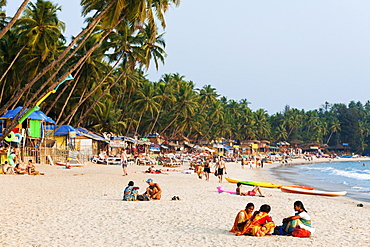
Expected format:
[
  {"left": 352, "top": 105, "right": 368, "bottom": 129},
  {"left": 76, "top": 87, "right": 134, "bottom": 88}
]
[
  {"left": 236, "top": 204, "right": 275, "bottom": 237},
  {"left": 230, "top": 203, "right": 255, "bottom": 233}
]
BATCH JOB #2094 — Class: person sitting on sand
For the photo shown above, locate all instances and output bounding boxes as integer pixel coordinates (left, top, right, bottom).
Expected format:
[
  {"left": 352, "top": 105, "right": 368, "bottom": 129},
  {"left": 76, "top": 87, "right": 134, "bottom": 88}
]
[
  {"left": 230, "top": 202, "right": 255, "bottom": 234},
  {"left": 14, "top": 164, "right": 28, "bottom": 174},
  {"left": 236, "top": 204, "right": 275, "bottom": 236},
  {"left": 281, "top": 201, "right": 314, "bottom": 235},
  {"left": 1, "top": 161, "right": 10, "bottom": 174},
  {"left": 144, "top": 178, "right": 162, "bottom": 200},
  {"left": 236, "top": 183, "right": 264, "bottom": 197},
  {"left": 27, "top": 160, "right": 44, "bottom": 175},
  {"left": 123, "top": 181, "right": 139, "bottom": 201}
]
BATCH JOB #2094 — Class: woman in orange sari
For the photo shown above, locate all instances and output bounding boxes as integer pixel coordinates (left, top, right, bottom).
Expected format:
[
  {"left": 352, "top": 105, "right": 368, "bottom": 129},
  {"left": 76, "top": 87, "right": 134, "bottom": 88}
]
[
  {"left": 230, "top": 203, "right": 255, "bottom": 233},
  {"left": 236, "top": 204, "right": 275, "bottom": 237}
]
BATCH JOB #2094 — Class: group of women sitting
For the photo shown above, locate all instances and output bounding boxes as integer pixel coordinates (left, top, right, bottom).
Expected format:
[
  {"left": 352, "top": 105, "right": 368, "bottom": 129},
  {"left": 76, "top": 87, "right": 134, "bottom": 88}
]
[{"left": 230, "top": 201, "right": 314, "bottom": 237}]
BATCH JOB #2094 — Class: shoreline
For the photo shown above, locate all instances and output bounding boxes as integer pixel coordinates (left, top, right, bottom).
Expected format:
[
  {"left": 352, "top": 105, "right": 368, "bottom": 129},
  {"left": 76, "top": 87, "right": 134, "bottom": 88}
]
[
  {"left": 268, "top": 157, "right": 370, "bottom": 203},
  {"left": 1, "top": 159, "right": 369, "bottom": 246}
]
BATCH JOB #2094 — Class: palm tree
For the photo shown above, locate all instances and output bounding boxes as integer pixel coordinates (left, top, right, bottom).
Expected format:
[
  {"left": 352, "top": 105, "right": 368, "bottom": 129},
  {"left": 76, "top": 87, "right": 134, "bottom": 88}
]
[
  {"left": 197, "top": 84, "right": 219, "bottom": 115},
  {"left": 204, "top": 100, "right": 224, "bottom": 139},
  {"left": 253, "top": 109, "right": 271, "bottom": 140},
  {"left": 0, "top": 0, "right": 30, "bottom": 39},
  {"left": 149, "top": 80, "right": 175, "bottom": 133},
  {"left": 1, "top": 0, "right": 181, "bottom": 140},
  {"left": 132, "top": 82, "right": 160, "bottom": 135},
  {"left": 275, "top": 124, "right": 288, "bottom": 141},
  {"left": 16, "top": 0, "right": 65, "bottom": 62},
  {"left": 326, "top": 118, "right": 341, "bottom": 144},
  {"left": 160, "top": 80, "right": 198, "bottom": 135},
  {"left": 89, "top": 99, "right": 126, "bottom": 134}
]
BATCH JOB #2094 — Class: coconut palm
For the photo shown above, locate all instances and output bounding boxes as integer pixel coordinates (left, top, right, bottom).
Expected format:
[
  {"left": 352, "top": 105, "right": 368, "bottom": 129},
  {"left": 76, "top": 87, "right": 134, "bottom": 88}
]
[
  {"left": 0, "top": 0, "right": 30, "bottom": 39},
  {"left": 326, "top": 118, "right": 341, "bottom": 144},
  {"left": 132, "top": 82, "right": 160, "bottom": 135}
]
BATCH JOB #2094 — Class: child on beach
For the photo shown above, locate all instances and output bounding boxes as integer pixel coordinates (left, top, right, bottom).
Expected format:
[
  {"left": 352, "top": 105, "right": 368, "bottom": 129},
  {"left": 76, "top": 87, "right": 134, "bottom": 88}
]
[
  {"left": 236, "top": 183, "right": 264, "bottom": 197},
  {"left": 230, "top": 202, "right": 255, "bottom": 234}
]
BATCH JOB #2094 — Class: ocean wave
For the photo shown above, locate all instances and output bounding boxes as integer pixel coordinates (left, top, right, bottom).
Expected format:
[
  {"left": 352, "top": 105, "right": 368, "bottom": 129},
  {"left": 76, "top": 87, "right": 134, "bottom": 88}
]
[{"left": 302, "top": 166, "right": 370, "bottom": 180}]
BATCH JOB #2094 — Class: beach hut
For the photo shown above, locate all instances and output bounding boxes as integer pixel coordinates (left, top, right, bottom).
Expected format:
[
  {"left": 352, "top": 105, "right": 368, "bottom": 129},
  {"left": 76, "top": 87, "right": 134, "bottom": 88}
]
[
  {"left": 75, "top": 127, "right": 109, "bottom": 156},
  {"left": 0, "top": 106, "right": 56, "bottom": 163}
]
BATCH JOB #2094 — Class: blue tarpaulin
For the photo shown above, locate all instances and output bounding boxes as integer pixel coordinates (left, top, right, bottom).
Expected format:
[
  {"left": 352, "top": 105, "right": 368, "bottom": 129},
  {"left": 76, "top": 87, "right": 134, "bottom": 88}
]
[
  {"left": 76, "top": 127, "right": 108, "bottom": 142},
  {"left": 0, "top": 106, "right": 56, "bottom": 124},
  {"left": 46, "top": 125, "right": 82, "bottom": 136}
]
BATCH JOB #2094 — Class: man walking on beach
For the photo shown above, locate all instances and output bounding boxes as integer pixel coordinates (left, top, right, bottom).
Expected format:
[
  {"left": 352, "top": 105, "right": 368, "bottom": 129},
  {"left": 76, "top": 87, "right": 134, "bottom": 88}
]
[
  {"left": 215, "top": 157, "right": 226, "bottom": 183},
  {"left": 121, "top": 149, "right": 128, "bottom": 176}
]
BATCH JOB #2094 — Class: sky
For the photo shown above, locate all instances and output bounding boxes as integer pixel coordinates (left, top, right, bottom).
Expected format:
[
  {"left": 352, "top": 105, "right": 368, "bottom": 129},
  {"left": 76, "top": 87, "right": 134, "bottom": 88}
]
[{"left": 6, "top": 0, "right": 370, "bottom": 114}]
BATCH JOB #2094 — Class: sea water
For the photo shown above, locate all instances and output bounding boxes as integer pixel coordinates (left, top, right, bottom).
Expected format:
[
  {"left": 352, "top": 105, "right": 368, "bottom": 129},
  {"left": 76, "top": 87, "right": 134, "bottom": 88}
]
[{"left": 272, "top": 160, "right": 370, "bottom": 203}]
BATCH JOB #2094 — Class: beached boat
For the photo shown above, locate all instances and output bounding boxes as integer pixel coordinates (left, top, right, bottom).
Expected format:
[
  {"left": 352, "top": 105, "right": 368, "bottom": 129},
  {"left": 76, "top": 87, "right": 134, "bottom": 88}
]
[
  {"left": 225, "top": 177, "right": 283, "bottom": 188},
  {"left": 280, "top": 186, "right": 347, "bottom": 196}
]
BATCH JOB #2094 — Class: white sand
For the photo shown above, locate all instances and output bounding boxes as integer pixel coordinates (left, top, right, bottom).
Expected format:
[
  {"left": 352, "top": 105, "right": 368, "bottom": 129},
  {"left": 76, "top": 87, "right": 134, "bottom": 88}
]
[{"left": 1, "top": 158, "right": 369, "bottom": 246}]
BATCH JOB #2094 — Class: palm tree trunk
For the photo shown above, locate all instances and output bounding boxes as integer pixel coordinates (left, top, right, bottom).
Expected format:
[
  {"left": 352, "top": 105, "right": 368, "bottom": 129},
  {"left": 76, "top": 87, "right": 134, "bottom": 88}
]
[
  {"left": 0, "top": 0, "right": 30, "bottom": 39},
  {"left": 326, "top": 131, "right": 334, "bottom": 144},
  {"left": 0, "top": 12, "right": 125, "bottom": 141},
  {"left": 66, "top": 88, "right": 87, "bottom": 126},
  {"left": 43, "top": 80, "right": 71, "bottom": 115},
  {"left": 149, "top": 109, "right": 162, "bottom": 134},
  {"left": 160, "top": 113, "right": 180, "bottom": 135},
  {"left": 55, "top": 75, "right": 81, "bottom": 123},
  {"left": 0, "top": 44, "right": 27, "bottom": 86},
  {"left": 0, "top": 0, "right": 115, "bottom": 117},
  {"left": 135, "top": 112, "right": 144, "bottom": 136},
  {"left": 73, "top": 70, "right": 128, "bottom": 128}
]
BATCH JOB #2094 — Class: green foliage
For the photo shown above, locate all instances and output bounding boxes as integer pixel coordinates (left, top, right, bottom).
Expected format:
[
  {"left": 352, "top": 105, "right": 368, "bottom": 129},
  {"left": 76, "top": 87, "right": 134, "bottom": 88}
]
[{"left": 3, "top": 1, "right": 370, "bottom": 154}]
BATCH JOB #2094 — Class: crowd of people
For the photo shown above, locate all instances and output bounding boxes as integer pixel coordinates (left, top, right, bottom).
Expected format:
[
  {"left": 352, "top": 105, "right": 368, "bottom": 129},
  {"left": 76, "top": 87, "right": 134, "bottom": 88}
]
[
  {"left": 1, "top": 149, "right": 43, "bottom": 175},
  {"left": 230, "top": 201, "right": 314, "bottom": 237}
]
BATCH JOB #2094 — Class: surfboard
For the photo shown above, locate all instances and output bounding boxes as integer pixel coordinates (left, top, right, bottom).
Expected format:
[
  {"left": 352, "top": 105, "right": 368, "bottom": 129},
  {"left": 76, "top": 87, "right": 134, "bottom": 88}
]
[
  {"left": 217, "top": 186, "right": 237, "bottom": 194},
  {"left": 280, "top": 186, "right": 347, "bottom": 196},
  {"left": 225, "top": 177, "right": 314, "bottom": 190},
  {"left": 225, "top": 177, "right": 282, "bottom": 188}
]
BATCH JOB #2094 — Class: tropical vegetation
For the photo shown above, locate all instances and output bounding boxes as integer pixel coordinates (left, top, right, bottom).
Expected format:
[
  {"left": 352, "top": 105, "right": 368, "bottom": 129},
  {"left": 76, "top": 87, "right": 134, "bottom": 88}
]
[{"left": 1, "top": 1, "right": 370, "bottom": 154}]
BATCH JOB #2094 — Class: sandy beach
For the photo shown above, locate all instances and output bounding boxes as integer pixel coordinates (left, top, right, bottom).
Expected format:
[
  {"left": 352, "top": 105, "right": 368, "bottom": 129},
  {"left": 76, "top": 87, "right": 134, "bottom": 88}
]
[{"left": 1, "top": 158, "right": 369, "bottom": 247}]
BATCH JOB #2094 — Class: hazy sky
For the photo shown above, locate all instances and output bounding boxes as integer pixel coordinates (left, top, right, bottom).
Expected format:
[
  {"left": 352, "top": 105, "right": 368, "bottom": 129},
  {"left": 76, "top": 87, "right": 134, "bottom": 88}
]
[{"left": 6, "top": 1, "right": 370, "bottom": 114}]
